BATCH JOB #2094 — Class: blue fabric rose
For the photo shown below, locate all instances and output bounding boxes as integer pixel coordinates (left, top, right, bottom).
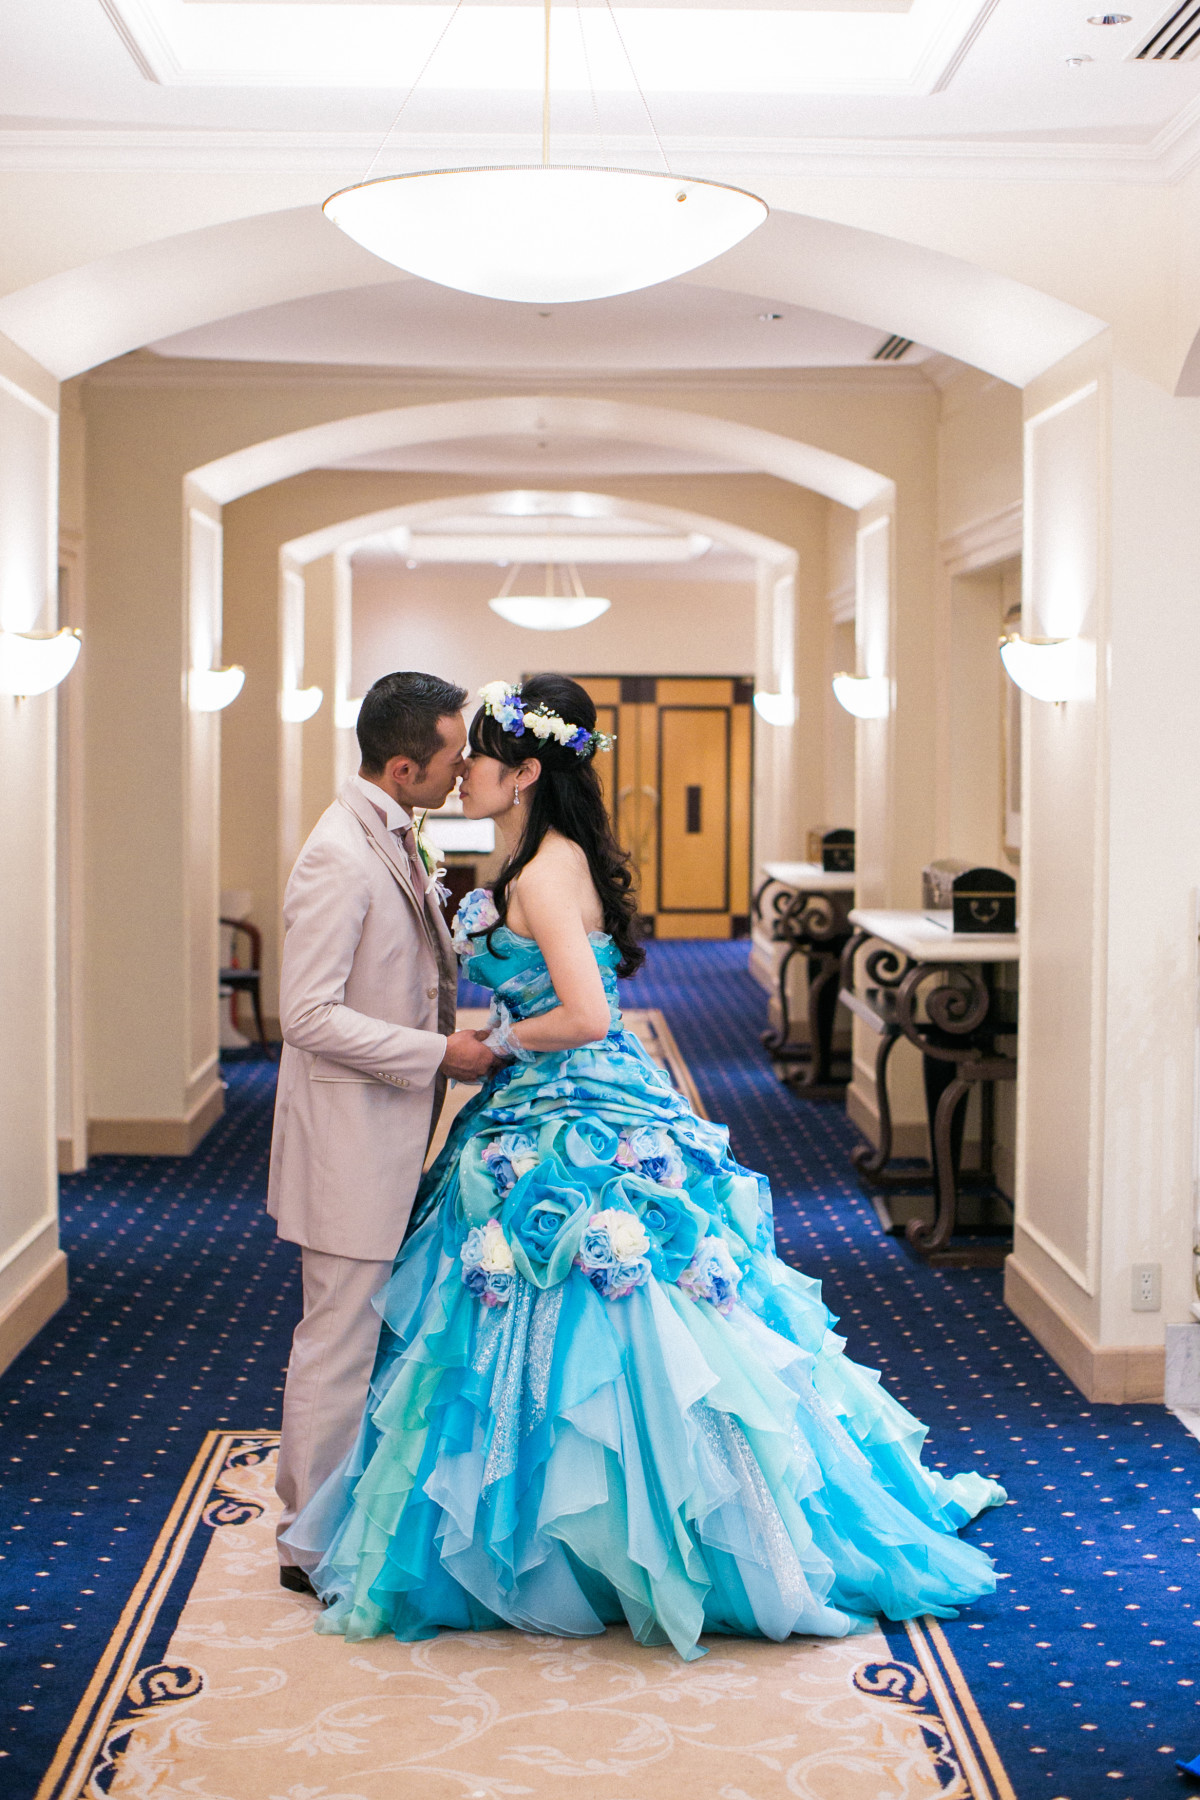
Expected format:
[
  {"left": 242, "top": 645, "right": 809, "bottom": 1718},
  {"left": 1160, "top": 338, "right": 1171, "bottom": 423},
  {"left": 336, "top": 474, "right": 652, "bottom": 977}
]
[
  {"left": 578, "top": 1218, "right": 618, "bottom": 1269},
  {"left": 484, "top": 1269, "right": 515, "bottom": 1306},
  {"left": 500, "top": 1156, "right": 590, "bottom": 1287},
  {"left": 563, "top": 1118, "right": 621, "bottom": 1168},
  {"left": 606, "top": 1171, "right": 705, "bottom": 1281}
]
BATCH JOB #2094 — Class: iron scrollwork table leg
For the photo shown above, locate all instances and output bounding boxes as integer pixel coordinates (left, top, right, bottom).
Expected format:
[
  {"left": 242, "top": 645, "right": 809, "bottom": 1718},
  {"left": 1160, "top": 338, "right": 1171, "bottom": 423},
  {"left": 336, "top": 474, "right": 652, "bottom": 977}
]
[{"left": 892, "top": 960, "right": 1016, "bottom": 1265}]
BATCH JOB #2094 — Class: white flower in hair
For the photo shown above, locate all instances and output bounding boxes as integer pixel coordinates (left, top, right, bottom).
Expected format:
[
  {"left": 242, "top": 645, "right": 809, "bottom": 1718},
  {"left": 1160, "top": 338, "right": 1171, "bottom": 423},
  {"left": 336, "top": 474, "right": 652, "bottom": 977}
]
[{"left": 478, "top": 680, "right": 515, "bottom": 711}]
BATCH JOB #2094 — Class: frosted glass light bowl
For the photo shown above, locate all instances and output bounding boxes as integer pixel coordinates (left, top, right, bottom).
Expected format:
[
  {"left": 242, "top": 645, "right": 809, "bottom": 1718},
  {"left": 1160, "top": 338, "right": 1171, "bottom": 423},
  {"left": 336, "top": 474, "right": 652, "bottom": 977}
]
[
  {"left": 188, "top": 666, "right": 245, "bottom": 713},
  {"left": 489, "top": 594, "right": 611, "bottom": 630},
  {"left": 0, "top": 627, "right": 81, "bottom": 696},
  {"left": 832, "top": 673, "right": 891, "bottom": 719},
  {"left": 999, "top": 634, "right": 1086, "bottom": 703},
  {"left": 324, "top": 166, "right": 769, "bottom": 304}
]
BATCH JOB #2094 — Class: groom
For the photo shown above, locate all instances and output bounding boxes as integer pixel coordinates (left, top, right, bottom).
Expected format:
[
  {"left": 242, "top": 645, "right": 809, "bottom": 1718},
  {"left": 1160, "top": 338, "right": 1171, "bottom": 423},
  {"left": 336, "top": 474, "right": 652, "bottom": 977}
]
[{"left": 267, "top": 670, "right": 497, "bottom": 1594}]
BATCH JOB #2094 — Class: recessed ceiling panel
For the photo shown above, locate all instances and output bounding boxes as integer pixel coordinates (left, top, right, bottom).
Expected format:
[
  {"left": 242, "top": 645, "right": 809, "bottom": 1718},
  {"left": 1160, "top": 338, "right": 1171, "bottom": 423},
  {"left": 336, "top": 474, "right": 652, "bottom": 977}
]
[{"left": 103, "top": 0, "right": 994, "bottom": 94}]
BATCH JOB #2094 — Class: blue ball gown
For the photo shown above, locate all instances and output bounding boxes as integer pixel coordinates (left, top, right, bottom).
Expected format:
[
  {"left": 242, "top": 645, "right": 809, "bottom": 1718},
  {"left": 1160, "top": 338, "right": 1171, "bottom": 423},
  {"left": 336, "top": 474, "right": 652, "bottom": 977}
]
[{"left": 291, "top": 891, "right": 1006, "bottom": 1661}]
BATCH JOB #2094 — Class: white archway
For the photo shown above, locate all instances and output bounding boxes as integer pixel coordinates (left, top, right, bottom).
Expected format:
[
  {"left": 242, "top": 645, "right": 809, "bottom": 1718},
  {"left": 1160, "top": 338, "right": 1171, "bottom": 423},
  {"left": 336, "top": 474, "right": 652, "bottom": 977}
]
[
  {"left": 0, "top": 207, "right": 1105, "bottom": 390},
  {"left": 190, "top": 392, "right": 891, "bottom": 511}
]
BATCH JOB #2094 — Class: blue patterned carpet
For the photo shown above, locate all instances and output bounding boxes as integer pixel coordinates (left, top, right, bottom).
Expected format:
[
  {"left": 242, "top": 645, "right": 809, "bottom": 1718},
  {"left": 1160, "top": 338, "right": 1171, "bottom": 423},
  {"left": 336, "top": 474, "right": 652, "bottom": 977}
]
[{"left": 2, "top": 940, "right": 1198, "bottom": 1799}]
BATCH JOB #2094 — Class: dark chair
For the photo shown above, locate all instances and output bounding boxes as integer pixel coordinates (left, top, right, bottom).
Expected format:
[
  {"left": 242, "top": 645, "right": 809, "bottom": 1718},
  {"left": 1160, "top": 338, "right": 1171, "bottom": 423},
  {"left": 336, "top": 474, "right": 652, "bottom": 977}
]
[{"left": 220, "top": 916, "right": 271, "bottom": 1054}]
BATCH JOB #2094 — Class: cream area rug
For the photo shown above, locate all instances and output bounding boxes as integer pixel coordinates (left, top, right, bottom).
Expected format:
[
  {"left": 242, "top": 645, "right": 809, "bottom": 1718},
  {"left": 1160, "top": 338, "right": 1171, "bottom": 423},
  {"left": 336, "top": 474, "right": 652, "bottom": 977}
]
[
  {"left": 47, "top": 1440, "right": 1007, "bottom": 1800},
  {"left": 43, "top": 1440, "right": 1010, "bottom": 1800}
]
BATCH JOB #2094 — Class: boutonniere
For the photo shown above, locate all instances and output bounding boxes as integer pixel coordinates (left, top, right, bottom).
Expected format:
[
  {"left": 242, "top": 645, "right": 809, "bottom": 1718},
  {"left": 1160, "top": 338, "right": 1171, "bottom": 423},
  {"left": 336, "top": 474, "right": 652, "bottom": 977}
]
[{"left": 414, "top": 811, "right": 449, "bottom": 901}]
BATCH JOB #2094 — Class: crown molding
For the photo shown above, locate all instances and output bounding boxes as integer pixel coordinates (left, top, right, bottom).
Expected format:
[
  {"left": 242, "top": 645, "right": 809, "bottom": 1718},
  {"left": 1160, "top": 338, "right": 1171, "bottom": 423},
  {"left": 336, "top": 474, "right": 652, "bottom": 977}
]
[
  {"left": 3, "top": 107, "right": 1200, "bottom": 182},
  {"left": 86, "top": 351, "right": 937, "bottom": 393},
  {"left": 940, "top": 499, "right": 1023, "bottom": 575}
]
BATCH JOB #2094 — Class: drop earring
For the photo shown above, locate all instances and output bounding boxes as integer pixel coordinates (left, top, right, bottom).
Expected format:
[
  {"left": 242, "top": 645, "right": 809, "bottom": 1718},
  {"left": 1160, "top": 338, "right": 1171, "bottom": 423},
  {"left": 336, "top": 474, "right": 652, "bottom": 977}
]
[{"left": 513, "top": 780, "right": 521, "bottom": 808}]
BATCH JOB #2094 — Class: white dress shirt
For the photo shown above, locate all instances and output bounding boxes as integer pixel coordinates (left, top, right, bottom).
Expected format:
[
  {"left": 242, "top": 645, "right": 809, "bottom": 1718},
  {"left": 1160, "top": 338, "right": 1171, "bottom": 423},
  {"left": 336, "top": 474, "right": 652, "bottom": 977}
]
[{"left": 351, "top": 772, "right": 412, "bottom": 834}]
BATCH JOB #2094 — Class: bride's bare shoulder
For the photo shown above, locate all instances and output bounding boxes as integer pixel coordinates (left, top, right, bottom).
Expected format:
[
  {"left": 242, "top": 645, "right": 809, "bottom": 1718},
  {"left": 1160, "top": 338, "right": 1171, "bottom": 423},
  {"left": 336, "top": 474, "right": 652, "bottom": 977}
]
[{"left": 511, "top": 833, "right": 602, "bottom": 926}]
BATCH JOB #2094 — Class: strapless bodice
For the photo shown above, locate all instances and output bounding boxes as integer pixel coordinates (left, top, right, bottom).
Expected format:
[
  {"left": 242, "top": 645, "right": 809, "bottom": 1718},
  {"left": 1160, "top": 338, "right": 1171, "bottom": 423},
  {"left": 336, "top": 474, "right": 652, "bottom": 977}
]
[{"left": 452, "top": 886, "right": 621, "bottom": 1024}]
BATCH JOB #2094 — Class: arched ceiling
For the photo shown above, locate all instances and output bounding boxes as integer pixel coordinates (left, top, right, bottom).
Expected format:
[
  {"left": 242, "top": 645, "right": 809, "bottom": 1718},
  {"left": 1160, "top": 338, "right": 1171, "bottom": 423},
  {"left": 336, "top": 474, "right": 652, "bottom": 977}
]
[
  {"left": 188, "top": 391, "right": 892, "bottom": 509},
  {"left": 5, "top": 0, "right": 1200, "bottom": 392},
  {"left": 0, "top": 204, "right": 1103, "bottom": 388}
]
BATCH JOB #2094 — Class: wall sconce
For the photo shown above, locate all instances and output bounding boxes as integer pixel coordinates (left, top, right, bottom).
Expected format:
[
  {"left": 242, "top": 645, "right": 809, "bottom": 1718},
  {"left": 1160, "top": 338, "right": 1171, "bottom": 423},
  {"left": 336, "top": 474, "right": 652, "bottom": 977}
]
[
  {"left": 752, "top": 691, "right": 797, "bottom": 726},
  {"left": 280, "top": 686, "right": 324, "bottom": 724},
  {"left": 0, "top": 627, "right": 81, "bottom": 697},
  {"left": 832, "top": 673, "right": 890, "bottom": 719},
  {"left": 189, "top": 666, "right": 245, "bottom": 712},
  {"left": 335, "top": 695, "right": 363, "bottom": 731},
  {"left": 999, "top": 634, "right": 1084, "bottom": 703}
]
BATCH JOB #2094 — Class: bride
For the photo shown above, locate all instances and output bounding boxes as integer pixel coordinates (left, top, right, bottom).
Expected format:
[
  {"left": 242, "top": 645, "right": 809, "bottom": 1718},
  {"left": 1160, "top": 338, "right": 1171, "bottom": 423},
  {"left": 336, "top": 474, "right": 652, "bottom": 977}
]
[{"left": 286, "top": 673, "right": 1004, "bottom": 1660}]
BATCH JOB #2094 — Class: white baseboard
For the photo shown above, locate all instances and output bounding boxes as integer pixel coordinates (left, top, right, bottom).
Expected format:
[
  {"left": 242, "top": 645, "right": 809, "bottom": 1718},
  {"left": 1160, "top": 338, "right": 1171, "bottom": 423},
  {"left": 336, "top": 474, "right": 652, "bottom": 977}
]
[
  {"left": 1005, "top": 1257, "right": 1164, "bottom": 1403},
  {"left": 0, "top": 1250, "right": 68, "bottom": 1377}
]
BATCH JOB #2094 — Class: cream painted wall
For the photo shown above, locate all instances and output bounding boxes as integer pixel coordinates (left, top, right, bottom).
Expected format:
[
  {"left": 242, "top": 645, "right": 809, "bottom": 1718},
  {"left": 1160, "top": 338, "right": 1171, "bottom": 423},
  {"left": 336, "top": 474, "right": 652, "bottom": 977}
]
[
  {"left": 1006, "top": 334, "right": 1200, "bottom": 1401},
  {"left": 0, "top": 331, "right": 67, "bottom": 1371},
  {"left": 349, "top": 566, "right": 756, "bottom": 699},
  {"left": 56, "top": 381, "right": 87, "bottom": 1173}
]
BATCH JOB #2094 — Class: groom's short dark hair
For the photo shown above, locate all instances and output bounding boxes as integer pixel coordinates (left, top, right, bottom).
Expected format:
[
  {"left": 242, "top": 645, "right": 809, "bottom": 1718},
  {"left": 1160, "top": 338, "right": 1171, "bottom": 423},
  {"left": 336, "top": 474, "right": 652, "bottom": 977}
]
[{"left": 357, "top": 671, "right": 469, "bottom": 774}]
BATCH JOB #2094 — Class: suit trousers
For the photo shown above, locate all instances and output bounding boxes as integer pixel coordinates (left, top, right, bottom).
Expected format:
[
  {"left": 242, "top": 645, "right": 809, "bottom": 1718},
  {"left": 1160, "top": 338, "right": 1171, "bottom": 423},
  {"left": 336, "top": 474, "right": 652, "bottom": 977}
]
[{"left": 275, "top": 1246, "right": 394, "bottom": 1564}]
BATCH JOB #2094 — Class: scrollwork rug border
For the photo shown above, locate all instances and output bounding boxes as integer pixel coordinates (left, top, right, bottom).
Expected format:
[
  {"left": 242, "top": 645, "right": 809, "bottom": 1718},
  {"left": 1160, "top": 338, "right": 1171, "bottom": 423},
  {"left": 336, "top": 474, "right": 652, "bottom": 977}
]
[{"left": 34, "top": 1430, "right": 278, "bottom": 1800}]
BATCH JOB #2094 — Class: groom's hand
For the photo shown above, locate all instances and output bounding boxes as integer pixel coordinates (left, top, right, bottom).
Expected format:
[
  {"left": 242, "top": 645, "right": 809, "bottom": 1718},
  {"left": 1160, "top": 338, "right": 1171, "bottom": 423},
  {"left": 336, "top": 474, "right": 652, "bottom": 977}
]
[{"left": 440, "top": 1030, "right": 500, "bottom": 1082}]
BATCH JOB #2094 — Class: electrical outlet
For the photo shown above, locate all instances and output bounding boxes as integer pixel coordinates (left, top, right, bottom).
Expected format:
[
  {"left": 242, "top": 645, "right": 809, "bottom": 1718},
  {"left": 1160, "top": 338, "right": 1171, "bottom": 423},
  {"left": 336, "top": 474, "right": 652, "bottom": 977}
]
[{"left": 1131, "top": 1262, "right": 1162, "bottom": 1313}]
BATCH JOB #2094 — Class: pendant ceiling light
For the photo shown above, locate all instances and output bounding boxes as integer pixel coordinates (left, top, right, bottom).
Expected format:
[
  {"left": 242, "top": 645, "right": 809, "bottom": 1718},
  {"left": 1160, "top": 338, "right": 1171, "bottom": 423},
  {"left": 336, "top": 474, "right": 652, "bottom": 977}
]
[
  {"left": 488, "top": 563, "right": 611, "bottom": 631},
  {"left": 323, "top": 0, "right": 768, "bottom": 305}
]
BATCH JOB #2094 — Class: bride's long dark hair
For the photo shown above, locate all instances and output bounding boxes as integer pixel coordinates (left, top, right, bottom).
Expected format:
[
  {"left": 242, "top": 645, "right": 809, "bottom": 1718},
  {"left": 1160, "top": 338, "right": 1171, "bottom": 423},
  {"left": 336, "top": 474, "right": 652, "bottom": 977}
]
[{"left": 468, "top": 673, "right": 645, "bottom": 977}]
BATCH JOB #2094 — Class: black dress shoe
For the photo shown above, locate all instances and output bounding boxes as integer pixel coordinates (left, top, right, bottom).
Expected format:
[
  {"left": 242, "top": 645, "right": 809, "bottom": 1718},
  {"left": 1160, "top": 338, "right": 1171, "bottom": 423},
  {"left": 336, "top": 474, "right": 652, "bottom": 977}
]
[{"left": 279, "top": 1565, "right": 318, "bottom": 1598}]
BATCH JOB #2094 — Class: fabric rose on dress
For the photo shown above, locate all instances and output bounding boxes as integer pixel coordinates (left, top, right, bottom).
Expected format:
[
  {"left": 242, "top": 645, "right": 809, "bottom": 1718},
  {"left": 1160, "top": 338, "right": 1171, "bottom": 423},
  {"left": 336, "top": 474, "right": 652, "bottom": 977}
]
[
  {"left": 481, "top": 1130, "right": 539, "bottom": 1197},
  {"left": 451, "top": 886, "right": 500, "bottom": 957},
  {"left": 620, "top": 1175, "right": 706, "bottom": 1282},
  {"left": 459, "top": 1219, "right": 516, "bottom": 1307},
  {"left": 616, "top": 1125, "right": 686, "bottom": 1190},
  {"left": 576, "top": 1207, "right": 651, "bottom": 1300},
  {"left": 500, "top": 1158, "right": 590, "bottom": 1287},
  {"left": 562, "top": 1118, "right": 621, "bottom": 1169},
  {"left": 677, "top": 1235, "right": 741, "bottom": 1317}
]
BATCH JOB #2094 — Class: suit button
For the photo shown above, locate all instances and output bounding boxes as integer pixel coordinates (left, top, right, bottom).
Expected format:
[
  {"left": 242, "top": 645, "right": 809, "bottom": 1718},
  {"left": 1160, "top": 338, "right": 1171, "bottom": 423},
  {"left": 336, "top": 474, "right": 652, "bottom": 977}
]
[{"left": 427, "top": 986, "right": 438, "bottom": 998}]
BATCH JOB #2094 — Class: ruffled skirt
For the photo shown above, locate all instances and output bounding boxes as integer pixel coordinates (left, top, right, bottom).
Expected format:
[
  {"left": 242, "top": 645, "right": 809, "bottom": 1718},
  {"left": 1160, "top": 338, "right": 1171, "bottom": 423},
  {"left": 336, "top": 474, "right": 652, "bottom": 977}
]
[{"left": 289, "top": 1039, "right": 1004, "bottom": 1660}]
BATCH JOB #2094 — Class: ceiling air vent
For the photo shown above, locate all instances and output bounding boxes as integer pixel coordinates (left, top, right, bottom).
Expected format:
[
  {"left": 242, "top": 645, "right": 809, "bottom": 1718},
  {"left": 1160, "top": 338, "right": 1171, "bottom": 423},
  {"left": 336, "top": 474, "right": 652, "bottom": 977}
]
[
  {"left": 873, "top": 335, "right": 914, "bottom": 362},
  {"left": 1134, "top": 1, "right": 1200, "bottom": 59}
]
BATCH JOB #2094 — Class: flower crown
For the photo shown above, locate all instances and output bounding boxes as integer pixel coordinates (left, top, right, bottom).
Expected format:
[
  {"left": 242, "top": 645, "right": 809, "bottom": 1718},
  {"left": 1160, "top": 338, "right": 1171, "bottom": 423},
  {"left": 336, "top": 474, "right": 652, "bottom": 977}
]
[{"left": 477, "top": 682, "right": 614, "bottom": 758}]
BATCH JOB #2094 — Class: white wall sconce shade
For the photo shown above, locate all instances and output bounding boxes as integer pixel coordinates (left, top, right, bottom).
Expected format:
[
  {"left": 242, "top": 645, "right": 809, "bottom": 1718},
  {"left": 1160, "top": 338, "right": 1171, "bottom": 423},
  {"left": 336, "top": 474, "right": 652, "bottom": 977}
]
[
  {"left": 752, "top": 691, "right": 798, "bottom": 727},
  {"left": 999, "top": 634, "right": 1086, "bottom": 703},
  {"left": 335, "top": 696, "right": 363, "bottom": 731},
  {"left": 832, "top": 672, "right": 891, "bottom": 719},
  {"left": 324, "top": 168, "right": 768, "bottom": 306},
  {"left": 280, "top": 685, "right": 324, "bottom": 723},
  {"left": 0, "top": 627, "right": 81, "bottom": 697},
  {"left": 188, "top": 665, "right": 245, "bottom": 712}
]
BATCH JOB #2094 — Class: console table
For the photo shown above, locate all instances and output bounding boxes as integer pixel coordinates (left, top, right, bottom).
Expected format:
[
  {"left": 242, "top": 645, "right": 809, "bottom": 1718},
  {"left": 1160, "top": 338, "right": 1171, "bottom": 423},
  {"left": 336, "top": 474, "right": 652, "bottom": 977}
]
[
  {"left": 752, "top": 862, "right": 856, "bottom": 1091},
  {"left": 839, "top": 908, "right": 1019, "bottom": 1265}
]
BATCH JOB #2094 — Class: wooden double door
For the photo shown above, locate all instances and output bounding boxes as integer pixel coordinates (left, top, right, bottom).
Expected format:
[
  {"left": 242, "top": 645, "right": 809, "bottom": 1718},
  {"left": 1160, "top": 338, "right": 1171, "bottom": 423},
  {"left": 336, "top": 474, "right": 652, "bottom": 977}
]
[{"left": 571, "top": 676, "right": 753, "bottom": 939}]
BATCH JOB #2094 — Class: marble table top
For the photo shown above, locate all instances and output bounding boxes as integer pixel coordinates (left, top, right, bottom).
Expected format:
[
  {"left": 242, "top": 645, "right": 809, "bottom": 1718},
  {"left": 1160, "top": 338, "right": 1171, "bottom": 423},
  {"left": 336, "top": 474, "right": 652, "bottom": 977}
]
[
  {"left": 848, "top": 907, "right": 1020, "bottom": 964},
  {"left": 760, "top": 861, "right": 856, "bottom": 894}
]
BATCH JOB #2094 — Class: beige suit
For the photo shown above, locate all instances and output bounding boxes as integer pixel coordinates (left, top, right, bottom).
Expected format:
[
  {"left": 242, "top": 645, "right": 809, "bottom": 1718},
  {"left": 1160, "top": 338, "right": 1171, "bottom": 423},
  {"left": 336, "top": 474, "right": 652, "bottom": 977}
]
[{"left": 269, "top": 778, "right": 458, "bottom": 1561}]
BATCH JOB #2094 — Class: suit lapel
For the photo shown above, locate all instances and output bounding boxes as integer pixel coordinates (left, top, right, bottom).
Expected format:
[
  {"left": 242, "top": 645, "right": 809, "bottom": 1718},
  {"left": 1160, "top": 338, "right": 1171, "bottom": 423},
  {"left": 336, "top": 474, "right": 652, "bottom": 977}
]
[{"left": 338, "top": 782, "right": 437, "bottom": 946}]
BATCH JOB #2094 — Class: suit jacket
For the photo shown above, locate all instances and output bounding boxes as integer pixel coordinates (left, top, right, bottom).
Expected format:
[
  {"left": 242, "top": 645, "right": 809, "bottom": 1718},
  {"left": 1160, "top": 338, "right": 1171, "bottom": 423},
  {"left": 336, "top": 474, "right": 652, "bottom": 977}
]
[{"left": 266, "top": 779, "right": 458, "bottom": 1261}]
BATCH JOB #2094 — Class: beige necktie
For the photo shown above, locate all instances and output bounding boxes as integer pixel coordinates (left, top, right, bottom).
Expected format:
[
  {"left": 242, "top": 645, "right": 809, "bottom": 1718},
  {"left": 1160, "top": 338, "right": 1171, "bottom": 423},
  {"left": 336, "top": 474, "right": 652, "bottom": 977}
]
[{"left": 395, "top": 823, "right": 427, "bottom": 896}]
